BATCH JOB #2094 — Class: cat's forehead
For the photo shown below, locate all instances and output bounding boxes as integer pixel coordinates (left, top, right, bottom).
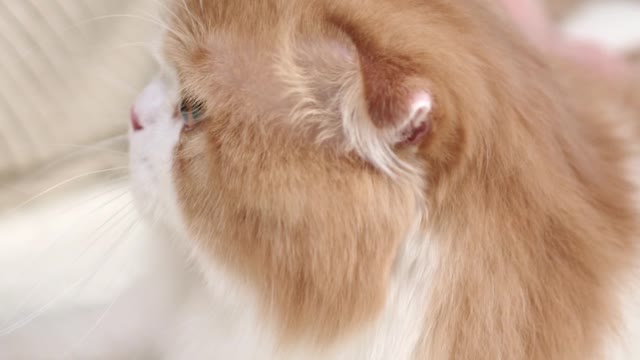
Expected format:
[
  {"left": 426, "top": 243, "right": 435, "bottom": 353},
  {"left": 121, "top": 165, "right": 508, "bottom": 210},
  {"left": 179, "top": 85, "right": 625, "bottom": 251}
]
[
  {"left": 159, "top": 0, "right": 358, "bottom": 123},
  {"left": 165, "top": 32, "right": 277, "bottom": 100},
  {"left": 163, "top": 0, "right": 296, "bottom": 50},
  {"left": 159, "top": 2, "right": 299, "bottom": 103}
]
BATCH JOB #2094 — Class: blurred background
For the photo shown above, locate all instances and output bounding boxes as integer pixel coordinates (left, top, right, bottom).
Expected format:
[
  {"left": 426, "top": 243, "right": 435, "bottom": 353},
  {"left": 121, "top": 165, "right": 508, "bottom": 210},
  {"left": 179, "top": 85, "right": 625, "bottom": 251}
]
[
  {"left": 0, "top": 0, "right": 639, "bottom": 356},
  {"left": 0, "top": 0, "right": 161, "bottom": 350},
  {"left": 0, "top": 0, "right": 158, "bottom": 208}
]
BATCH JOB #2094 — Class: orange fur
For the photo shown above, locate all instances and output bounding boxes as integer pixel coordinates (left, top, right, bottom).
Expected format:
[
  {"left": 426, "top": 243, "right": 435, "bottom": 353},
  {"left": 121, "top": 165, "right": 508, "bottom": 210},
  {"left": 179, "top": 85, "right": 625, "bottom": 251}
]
[{"left": 162, "top": 0, "right": 639, "bottom": 358}]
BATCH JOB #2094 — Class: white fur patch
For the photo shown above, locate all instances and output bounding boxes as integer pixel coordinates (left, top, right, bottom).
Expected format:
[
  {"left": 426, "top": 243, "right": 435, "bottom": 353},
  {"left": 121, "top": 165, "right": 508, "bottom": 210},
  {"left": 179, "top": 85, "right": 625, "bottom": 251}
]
[{"left": 129, "top": 76, "right": 185, "bottom": 232}]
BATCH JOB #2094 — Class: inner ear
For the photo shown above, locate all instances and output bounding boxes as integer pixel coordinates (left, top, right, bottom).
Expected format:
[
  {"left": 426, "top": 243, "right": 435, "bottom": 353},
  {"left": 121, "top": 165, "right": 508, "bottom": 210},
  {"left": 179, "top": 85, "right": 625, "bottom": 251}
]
[
  {"left": 360, "top": 58, "right": 433, "bottom": 147},
  {"left": 398, "top": 91, "right": 433, "bottom": 146}
]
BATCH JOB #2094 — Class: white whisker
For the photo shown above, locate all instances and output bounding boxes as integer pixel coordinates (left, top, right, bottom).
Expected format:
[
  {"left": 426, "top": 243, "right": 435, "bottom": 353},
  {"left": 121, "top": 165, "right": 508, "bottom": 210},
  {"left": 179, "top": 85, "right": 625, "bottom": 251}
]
[
  {"left": 51, "top": 143, "right": 127, "bottom": 156},
  {"left": 57, "top": 181, "right": 129, "bottom": 216},
  {"left": 145, "top": 0, "right": 185, "bottom": 29},
  {"left": 61, "top": 259, "right": 132, "bottom": 357},
  {"left": 100, "top": 41, "right": 153, "bottom": 52},
  {"left": 18, "top": 135, "right": 129, "bottom": 180},
  {"left": 12, "top": 187, "right": 131, "bottom": 278},
  {"left": 64, "top": 289, "right": 124, "bottom": 357},
  {"left": 71, "top": 203, "right": 135, "bottom": 263},
  {"left": 178, "top": 0, "right": 200, "bottom": 37},
  {"left": 6, "top": 202, "right": 134, "bottom": 320},
  {"left": 73, "top": 213, "right": 141, "bottom": 299},
  {"left": 0, "top": 216, "right": 139, "bottom": 337},
  {"left": 6, "top": 167, "right": 130, "bottom": 214}
]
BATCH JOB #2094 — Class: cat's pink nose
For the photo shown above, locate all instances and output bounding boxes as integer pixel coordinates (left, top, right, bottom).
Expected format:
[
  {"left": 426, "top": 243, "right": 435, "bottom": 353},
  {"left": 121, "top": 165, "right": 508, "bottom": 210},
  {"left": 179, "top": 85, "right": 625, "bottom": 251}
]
[{"left": 130, "top": 107, "right": 143, "bottom": 131}]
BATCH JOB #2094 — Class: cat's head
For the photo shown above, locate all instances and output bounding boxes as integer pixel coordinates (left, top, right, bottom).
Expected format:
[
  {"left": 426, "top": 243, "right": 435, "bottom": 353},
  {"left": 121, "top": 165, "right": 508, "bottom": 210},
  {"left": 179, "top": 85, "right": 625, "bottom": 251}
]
[{"left": 129, "top": 0, "right": 538, "bottom": 343}]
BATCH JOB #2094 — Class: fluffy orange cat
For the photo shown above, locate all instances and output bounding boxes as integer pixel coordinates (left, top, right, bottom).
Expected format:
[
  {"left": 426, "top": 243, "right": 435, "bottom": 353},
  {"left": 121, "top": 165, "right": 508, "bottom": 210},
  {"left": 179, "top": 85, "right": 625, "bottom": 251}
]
[
  {"left": 134, "top": 0, "right": 639, "bottom": 358},
  {"left": 138, "top": 0, "right": 640, "bottom": 359},
  {"left": 4, "top": 0, "right": 639, "bottom": 359}
]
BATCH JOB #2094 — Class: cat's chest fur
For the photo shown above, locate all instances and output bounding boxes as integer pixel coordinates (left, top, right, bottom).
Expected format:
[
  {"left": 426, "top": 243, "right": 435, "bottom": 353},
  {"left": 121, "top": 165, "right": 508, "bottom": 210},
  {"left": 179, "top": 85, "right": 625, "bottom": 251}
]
[
  {"left": 162, "top": 224, "right": 438, "bottom": 360},
  {"left": 158, "top": 193, "right": 640, "bottom": 360}
]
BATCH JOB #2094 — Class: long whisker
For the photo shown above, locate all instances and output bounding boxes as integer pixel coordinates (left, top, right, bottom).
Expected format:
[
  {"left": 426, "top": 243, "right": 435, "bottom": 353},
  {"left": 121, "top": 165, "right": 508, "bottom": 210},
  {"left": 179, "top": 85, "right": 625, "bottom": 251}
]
[
  {"left": 23, "top": 133, "right": 127, "bottom": 174},
  {"left": 178, "top": 0, "right": 200, "bottom": 37},
  {"left": 12, "top": 186, "right": 131, "bottom": 278},
  {"left": 63, "top": 285, "right": 125, "bottom": 358},
  {"left": 6, "top": 167, "right": 129, "bottom": 214},
  {"left": 51, "top": 143, "right": 127, "bottom": 156},
  {"left": 75, "top": 210, "right": 140, "bottom": 295},
  {"left": 18, "top": 135, "right": 129, "bottom": 179},
  {"left": 136, "top": 8, "right": 192, "bottom": 47},
  {"left": 61, "top": 252, "right": 134, "bottom": 357},
  {"left": 57, "top": 180, "right": 130, "bottom": 217},
  {"left": 64, "top": 216, "right": 143, "bottom": 355},
  {"left": 93, "top": 42, "right": 153, "bottom": 52},
  {"left": 0, "top": 215, "right": 139, "bottom": 337},
  {"left": 72, "top": 13, "right": 162, "bottom": 31},
  {"left": 145, "top": 0, "right": 185, "bottom": 29},
  {"left": 71, "top": 202, "right": 135, "bottom": 263},
  {"left": 6, "top": 201, "right": 134, "bottom": 320}
]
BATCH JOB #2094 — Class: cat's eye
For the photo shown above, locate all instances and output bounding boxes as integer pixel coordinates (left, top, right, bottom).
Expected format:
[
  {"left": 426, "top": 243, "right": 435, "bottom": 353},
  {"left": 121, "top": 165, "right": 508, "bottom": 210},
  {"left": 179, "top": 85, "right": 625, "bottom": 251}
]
[{"left": 179, "top": 97, "right": 205, "bottom": 126}]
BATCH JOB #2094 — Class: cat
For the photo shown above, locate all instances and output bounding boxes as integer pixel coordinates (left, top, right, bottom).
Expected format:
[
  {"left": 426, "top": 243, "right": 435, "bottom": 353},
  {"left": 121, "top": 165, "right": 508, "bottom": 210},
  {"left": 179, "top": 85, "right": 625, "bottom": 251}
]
[
  {"left": 3, "top": 0, "right": 640, "bottom": 359},
  {"left": 126, "top": 0, "right": 640, "bottom": 358}
]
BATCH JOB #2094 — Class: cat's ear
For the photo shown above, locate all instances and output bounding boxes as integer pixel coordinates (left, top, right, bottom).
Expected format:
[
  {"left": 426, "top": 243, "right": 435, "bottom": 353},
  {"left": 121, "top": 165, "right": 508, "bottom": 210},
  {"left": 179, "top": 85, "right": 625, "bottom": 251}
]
[
  {"left": 360, "top": 62, "right": 433, "bottom": 147},
  {"left": 330, "top": 18, "right": 434, "bottom": 149},
  {"left": 285, "top": 19, "right": 434, "bottom": 171}
]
